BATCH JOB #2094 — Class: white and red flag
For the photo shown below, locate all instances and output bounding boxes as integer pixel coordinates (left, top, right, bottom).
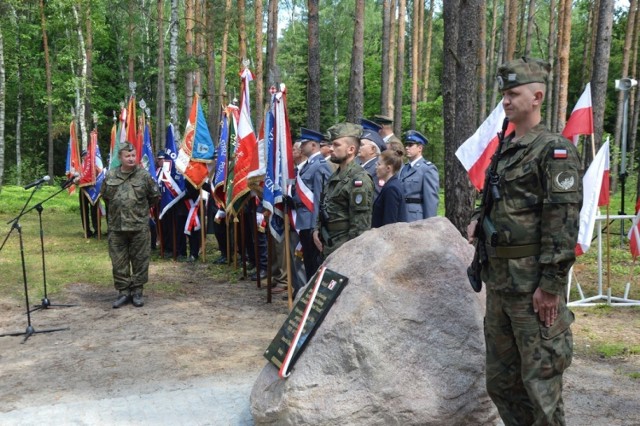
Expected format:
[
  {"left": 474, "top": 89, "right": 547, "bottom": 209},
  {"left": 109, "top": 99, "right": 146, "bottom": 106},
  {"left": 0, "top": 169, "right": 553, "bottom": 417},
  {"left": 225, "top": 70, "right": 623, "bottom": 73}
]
[
  {"left": 575, "top": 139, "right": 609, "bottom": 256},
  {"left": 455, "top": 102, "right": 514, "bottom": 190},
  {"left": 629, "top": 210, "right": 640, "bottom": 260},
  {"left": 562, "top": 83, "right": 594, "bottom": 145}
]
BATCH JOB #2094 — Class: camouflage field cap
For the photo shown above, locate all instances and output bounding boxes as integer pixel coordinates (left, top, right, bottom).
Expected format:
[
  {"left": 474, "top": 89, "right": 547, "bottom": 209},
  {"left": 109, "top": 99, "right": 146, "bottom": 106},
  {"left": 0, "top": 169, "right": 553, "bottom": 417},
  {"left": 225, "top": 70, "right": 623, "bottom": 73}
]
[
  {"left": 326, "top": 122, "right": 363, "bottom": 141},
  {"left": 496, "top": 57, "right": 551, "bottom": 91},
  {"left": 119, "top": 142, "right": 135, "bottom": 153}
]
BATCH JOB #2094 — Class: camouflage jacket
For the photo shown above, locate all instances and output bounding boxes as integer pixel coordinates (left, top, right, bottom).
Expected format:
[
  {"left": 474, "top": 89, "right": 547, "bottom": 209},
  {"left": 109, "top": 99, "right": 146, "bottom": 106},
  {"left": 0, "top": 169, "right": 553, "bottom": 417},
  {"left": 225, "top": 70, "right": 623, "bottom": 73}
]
[
  {"left": 481, "top": 124, "right": 582, "bottom": 295},
  {"left": 316, "top": 160, "right": 374, "bottom": 256},
  {"left": 100, "top": 166, "right": 160, "bottom": 231}
]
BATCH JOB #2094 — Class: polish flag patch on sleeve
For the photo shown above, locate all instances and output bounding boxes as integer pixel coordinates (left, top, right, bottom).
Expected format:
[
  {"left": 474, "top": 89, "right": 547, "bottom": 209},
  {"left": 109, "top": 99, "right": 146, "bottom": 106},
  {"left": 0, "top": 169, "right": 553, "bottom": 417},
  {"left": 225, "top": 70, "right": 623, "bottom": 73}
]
[
  {"left": 553, "top": 148, "right": 568, "bottom": 159},
  {"left": 354, "top": 180, "right": 363, "bottom": 187}
]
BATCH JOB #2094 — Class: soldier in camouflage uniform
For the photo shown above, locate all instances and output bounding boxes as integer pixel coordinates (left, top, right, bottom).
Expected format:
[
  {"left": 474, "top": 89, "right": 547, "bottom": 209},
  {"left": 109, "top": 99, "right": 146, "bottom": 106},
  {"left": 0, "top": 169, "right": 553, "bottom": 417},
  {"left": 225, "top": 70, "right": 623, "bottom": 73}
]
[
  {"left": 100, "top": 143, "right": 160, "bottom": 308},
  {"left": 467, "top": 58, "right": 582, "bottom": 425},
  {"left": 312, "top": 123, "right": 374, "bottom": 257}
]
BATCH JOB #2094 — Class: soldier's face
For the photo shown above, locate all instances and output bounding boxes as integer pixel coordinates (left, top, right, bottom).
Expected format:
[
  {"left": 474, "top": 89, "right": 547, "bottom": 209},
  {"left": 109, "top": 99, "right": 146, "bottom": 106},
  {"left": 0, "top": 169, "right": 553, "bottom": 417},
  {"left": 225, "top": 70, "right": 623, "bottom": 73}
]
[
  {"left": 502, "top": 84, "right": 541, "bottom": 124},
  {"left": 330, "top": 137, "right": 355, "bottom": 164},
  {"left": 405, "top": 142, "right": 422, "bottom": 161},
  {"left": 120, "top": 150, "right": 137, "bottom": 170}
]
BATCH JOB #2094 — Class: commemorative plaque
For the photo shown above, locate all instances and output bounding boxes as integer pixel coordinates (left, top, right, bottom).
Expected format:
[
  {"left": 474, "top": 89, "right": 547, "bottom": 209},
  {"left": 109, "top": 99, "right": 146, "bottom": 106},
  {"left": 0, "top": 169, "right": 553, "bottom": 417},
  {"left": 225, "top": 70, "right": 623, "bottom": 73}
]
[{"left": 264, "top": 267, "right": 348, "bottom": 378}]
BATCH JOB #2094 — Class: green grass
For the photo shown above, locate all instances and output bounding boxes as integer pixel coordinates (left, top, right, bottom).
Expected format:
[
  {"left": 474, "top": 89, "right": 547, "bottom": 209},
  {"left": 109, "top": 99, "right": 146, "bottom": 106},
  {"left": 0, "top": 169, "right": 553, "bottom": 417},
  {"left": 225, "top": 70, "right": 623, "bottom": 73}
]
[{"left": 595, "top": 343, "right": 640, "bottom": 358}]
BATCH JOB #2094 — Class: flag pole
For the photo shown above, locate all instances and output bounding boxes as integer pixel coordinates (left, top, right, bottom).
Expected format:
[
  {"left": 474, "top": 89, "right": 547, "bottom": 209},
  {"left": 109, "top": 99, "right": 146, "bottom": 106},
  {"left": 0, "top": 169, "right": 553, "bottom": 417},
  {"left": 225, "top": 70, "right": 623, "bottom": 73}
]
[
  {"left": 200, "top": 196, "right": 206, "bottom": 262},
  {"left": 590, "top": 134, "right": 596, "bottom": 161},
  {"left": 606, "top": 203, "right": 611, "bottom": 297},
  {"left": 284, "top": 209, "right": 293, "bottom": 310}
]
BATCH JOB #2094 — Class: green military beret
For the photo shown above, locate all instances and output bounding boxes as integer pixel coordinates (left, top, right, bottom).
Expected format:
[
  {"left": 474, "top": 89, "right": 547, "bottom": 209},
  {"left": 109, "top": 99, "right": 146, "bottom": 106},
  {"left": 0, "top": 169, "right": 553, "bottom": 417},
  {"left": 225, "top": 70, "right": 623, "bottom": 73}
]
[
  {"left": 119, "top": 142, "right": 135, "bottom": 153},
  {"left": 326, "top": 122, "right": 363, "bottom": 141},
  {"left": 496, "top": 57, "right": 551, "bottom": 91}
]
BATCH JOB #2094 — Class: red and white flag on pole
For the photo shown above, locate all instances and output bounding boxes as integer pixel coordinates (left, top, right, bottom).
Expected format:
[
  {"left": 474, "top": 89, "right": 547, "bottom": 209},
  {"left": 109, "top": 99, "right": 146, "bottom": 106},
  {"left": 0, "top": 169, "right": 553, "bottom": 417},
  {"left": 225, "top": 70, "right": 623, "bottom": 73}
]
[
  {"left": 455, "top": 102, "right": 514, "bottom": 190},
  {"left": 562, "top": 83, "right": 594, "bottom": 145},
  {"left": 629, "top": 211, "right": 640, "bottom": 260},
  {"left": 575, "top": 139, "right": 609, "bottom": 256}
]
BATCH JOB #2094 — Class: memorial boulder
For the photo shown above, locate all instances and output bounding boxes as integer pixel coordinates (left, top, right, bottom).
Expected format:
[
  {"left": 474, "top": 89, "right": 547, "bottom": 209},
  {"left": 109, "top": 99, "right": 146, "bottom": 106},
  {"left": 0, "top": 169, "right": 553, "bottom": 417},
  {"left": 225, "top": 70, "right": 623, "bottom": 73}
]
[{"left": 251, "top": 217, "right": 500, "bottom": 425}]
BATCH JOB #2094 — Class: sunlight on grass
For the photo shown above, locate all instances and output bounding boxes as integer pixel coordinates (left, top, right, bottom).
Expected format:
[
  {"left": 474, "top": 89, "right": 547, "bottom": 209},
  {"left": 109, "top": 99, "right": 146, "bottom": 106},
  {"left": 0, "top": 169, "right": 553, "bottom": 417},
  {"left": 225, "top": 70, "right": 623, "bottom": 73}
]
[{"left": 596, "top": 343, "right": 640, "bottom": 358}]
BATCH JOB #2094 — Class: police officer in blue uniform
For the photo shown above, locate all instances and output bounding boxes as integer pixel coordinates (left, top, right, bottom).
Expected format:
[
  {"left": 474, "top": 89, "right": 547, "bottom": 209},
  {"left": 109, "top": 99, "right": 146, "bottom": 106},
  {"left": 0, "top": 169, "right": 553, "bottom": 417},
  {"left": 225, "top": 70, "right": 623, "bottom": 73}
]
[
  {"left": 292, "top": 128, "right": 333, "bottom": 281},
  {"left": 399, "top": 130, "right": 439, "bottom": 221}
]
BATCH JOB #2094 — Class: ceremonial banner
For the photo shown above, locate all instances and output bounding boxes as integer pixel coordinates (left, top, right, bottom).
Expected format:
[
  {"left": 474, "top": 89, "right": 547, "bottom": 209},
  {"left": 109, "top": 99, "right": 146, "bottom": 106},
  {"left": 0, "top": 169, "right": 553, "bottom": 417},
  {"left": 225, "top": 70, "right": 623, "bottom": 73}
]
[
  {"left": 84, "top": 144, "right": 106, "bottom": 205},
  {"left": 110, "top": 107, "right": 127, "bottom": 169},
  {"left": 65, "top": 120, "right": 81, "bottom": 195},
  {"left": 263, "top": 267, "right": 349, "bottom": 378},
  {"left": 158, "top": 124, "right": 186, "bottom": 219},
  {"left": 562, "top": 83, "right": 594, "bottom": 145},
  {"left": 79, "top": 130, "right": 98, "bottom": 187},
  {"left": 125, "top": 95, "right": 139, "bottom": 160},
  {"left": 176, "top": 93, "right": 215, "bottom": 188},
  {"left": 141, "top": 121, "right": 157, "bottom": 178},
  {"left": 213, "top": 108, "right": 230, "bottom": 206}
]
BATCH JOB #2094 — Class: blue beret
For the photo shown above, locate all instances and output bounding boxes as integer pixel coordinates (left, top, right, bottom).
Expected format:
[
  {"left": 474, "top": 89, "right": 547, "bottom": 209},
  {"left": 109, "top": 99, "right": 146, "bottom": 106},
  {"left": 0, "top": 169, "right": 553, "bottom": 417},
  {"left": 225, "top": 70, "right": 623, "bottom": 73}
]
[
  {"left": 299, "top": 127, "right": 324, "bottom": 143},
  {"left": 360, "top": 118, "right": 382, "bottom": 132},
  {"left": 403, "top": 130, "right": 428, "bottom": 146}
]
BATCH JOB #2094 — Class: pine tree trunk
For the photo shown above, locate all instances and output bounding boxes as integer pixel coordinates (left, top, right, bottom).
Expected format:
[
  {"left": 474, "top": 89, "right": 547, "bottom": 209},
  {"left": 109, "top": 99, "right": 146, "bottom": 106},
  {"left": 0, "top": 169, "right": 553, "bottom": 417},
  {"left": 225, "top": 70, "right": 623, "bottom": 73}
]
[
  {"left": 506, "top": 0, "right": 518, "bottom": 60},
  {"left": 219, "top": 0, "right": 231, "bottom": 112},
  {"left": 238, "top": 0, "right": 247, "bottom": 68},
  {"left": 422, "top": 0, "right": 435, "bottom": 102},
  {"left": 40, "top": 0, "right": 53, "bottom": 180},
  {"left": 84, "top": 2, "right": 93, "bottom": 134},
  {"left": 206, "top": 0, "right": 218, "bottom": 143},
  {"left": 185, "top": 0, "right": 194, "bottom": 117},
  {"left": 346, "top": 0, "right": 365, "bottom": 123},
  {"left": 0, "top": 27, "right": 4, "bottom": 188},
  {"left": 524, "top": 0, "right": 536, "bottom": 56},
  {"left": 307, "top": 0, "right": 321, "bottom": 130},
  {"left": 195, "top": 0, "right": 204, "bottom": 96},
  {"left": 266, "top": 0, "right": 280, "bottom": 87},
  {"left": 477, "top": 0, "right": 487, "bottom": 124},
  {"left": 546, "top": 0, "right": 557, "bottom": 129},
  {"left": 12, "top": 6, "right": 23, "bottom": 185},
  {"left": 128, "top": 0, "right": 135, "bottom": 84},
  {"left": 487, "top": 0, "right": 499, "bottom": 111},
  {"left": 591, "top": 0, "right": 614, "bottom": 150},
  {"left": 417, "top": 0, "right": 425, "bottom": 102},
  {"left": 254, "top": 0, "right": 264, "bottom": 125},
  {"left": 169, "top": 0, "right": 180, "bottom": 135},
  {"left": 410, "top": 0, "right": 419, "bottom": 129},
  {"left": 381, "top": 0, "right": 391, "bottom": 115},
  {"left": 393, "top": 0, "right": 406, "bottom": 135},
  {"left": 388, "top": 1, "right": 397, "bottom": 117},
  {"left": 556, "top": 0, "right": 572, "bottom": 132},
  {"left": 628, "top": 2, "right": 640, "bottom": 174},
  {"left": 156, "top": 0, "right": 166, "bottom": 152},
  {"left": 443, "top": 0, "right": 481, "bottom": 234}
]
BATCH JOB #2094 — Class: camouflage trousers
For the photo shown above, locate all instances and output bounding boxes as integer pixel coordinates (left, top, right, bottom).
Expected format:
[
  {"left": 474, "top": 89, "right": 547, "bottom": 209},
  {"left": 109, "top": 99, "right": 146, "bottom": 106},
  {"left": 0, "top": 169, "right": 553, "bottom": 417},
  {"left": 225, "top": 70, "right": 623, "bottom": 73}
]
[
  {"left": 108, "top": 230, "right": 151, "bottom": 294},
  {"left": 484, "top": 289, "right": 574, "bottom": 426}
]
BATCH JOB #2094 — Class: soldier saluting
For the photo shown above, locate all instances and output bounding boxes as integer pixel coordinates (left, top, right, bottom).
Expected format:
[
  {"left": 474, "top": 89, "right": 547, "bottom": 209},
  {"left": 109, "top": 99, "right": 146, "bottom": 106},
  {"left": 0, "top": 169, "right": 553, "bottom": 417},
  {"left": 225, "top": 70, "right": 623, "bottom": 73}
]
[
  {"left": 313, "top": 123, "right": 374, "bottom": 258},
  {"left": 467, "top": 58, "right": 582, "bottom": 426}
]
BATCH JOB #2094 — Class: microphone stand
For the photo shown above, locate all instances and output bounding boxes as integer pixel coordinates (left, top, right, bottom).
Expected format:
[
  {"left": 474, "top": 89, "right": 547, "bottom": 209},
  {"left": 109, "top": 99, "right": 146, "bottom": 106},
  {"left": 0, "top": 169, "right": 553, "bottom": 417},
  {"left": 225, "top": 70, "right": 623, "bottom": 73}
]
[
  {"left": 25, "top": 183, "right": 78, "bottom": 312},
  {"left": 0, "top": 183, "right": 70, "bottom": 343}
]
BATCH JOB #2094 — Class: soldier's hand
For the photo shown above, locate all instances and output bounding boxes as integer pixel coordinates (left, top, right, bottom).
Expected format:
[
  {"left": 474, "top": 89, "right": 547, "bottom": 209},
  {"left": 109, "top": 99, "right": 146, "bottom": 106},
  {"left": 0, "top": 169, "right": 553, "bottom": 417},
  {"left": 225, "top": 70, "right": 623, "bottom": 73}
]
[
  {"left": 467, "top": 220, "right": 478, "bottom": 244},
  {"left": 532, "top": 288, "right": 560, "bottom": 327},
  {"left": 312, "top": 230, "right": 323, "bottom": 253}
]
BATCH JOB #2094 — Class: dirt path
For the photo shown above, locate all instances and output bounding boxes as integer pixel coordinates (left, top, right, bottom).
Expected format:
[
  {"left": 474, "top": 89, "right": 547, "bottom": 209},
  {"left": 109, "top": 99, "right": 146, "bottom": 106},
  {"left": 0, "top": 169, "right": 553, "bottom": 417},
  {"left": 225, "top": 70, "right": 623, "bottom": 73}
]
[{"left": 0, "top": 260, "right": 638, "bottom": 424}]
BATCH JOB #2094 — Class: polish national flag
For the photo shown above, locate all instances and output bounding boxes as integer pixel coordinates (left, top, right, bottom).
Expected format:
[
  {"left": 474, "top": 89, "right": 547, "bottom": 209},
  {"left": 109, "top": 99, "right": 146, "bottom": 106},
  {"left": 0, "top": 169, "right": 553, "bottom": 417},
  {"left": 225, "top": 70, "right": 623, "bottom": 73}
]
[
  {"left": 455, "top": 102, "right": 514, "bottom": 190},
  {"left": 562, "top": 83, "right": 594, "bottom": 145},
  {"left": 575, "top": 140, "right": 609, "bottom": 256},
  {"left": 597, "top": 140, "right": 610, "bottom": 207},
  {"left": 629, "top": 211, "right": 640, "bottom": 260}
]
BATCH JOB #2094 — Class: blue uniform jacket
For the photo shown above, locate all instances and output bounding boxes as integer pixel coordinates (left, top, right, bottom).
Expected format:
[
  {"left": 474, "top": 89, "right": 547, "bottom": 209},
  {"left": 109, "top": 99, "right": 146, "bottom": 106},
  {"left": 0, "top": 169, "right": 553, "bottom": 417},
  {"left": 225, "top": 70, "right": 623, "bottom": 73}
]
[
  {"left": 292, "top": 153, "right": 333, "bottom": 230},
  {"left": 372, "top": 175, "right": 407, "bottom": 228},
  {"left": 400, "top": 158, "right": 439, "bottom": 222}
]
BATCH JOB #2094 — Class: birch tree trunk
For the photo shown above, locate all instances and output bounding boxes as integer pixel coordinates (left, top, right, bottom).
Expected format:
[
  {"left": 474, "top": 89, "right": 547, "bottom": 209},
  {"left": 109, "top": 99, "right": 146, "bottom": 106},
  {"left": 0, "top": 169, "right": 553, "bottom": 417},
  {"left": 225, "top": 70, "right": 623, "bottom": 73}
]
[
  {"left": 156, "top": 0, "right": 166, "bottom": 152},
  {"left": 346, "top": 0, "right": 365, "bottom": 123},
  {"left": 73, "top": 4, "right": 89, "bottom": 150},
  {"left": 393, "top": 0, "right": 406, "bottom": 135},
  {"left": 11, "top": 6, "right": 23, "bottom": 185},
  {"left": 169, "top": 0, "right": 179, "bottom": 136},
  {"left": 254, "top": 0, "right": 264, "bottom": 124},
  {"left": 40, "top": 0, "right": 54, "bottom": 180},
  {"left": 84, "top": 2, "right": 93, "bottom": 133},
  {"left": 128, "top": 0, "right": 135, "bottom": 83},
  {"left": 307, "top": 0, "right": 321, "bottom": 130}
]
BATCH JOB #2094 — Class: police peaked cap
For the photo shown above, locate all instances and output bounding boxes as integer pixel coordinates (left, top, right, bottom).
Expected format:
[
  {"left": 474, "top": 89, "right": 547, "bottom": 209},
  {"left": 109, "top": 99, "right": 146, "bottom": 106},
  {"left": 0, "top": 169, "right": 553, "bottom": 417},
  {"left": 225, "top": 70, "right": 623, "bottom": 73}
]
[
  {"left": 361, "top": 129, "right": 387, "bottom": 152},
  {"left": 360, "top": 118, "right": 382, "bottom": 132},
  {"left": 299, "top": 127, "right": 324, "bottom": 144},
  {"left": 403, "top": 130, "right": 428, "bottom": 146}
]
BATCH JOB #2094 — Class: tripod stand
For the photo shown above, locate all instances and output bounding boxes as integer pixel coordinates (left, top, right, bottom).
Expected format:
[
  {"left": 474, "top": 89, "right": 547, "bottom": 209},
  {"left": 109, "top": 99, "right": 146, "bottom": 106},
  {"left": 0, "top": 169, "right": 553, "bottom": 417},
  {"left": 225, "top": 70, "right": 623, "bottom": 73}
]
[
  {"left": 24, "top": 185, "right": 78, "bottom": 312},
  {"left": 0, "top": 183, "right": 70, "bottom": 343}
]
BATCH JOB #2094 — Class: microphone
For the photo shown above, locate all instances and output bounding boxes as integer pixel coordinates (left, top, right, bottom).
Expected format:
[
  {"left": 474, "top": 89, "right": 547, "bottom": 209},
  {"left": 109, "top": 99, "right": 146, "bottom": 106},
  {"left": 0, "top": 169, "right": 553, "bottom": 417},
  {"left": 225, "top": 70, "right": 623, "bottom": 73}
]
[
  {"left": 61, "top": 173, "right": 80, "bottom": 189},
  {"left": 23, "top": 175, "right": 50, "bottom": 190}
]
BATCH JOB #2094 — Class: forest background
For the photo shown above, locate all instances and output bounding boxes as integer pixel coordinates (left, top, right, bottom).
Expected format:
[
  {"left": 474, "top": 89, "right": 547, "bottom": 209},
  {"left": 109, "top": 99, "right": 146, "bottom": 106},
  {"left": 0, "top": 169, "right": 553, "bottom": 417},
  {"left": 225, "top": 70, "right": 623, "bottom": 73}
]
[{"left": 0, "top": 0, "right": 639, "bottom": 232}]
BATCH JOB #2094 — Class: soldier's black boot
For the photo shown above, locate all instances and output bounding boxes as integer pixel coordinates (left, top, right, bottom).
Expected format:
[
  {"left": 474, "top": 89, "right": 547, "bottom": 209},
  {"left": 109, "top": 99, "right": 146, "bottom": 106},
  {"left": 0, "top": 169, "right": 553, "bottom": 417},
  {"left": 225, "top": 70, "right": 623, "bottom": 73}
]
[
  {"left": 132, "top": 289, "right": 144, "bottom": 307},
  {"left": 112, "top": 291, "right": 131, "bottom": 309}
]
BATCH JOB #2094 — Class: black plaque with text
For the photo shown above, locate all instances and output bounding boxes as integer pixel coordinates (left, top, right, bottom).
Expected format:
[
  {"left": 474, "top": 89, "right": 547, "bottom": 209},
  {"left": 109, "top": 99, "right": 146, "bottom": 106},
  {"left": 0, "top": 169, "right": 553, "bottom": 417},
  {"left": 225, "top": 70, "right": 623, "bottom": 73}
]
[{"left": 263, "top": 268, "right": 348, "bottom": 377}]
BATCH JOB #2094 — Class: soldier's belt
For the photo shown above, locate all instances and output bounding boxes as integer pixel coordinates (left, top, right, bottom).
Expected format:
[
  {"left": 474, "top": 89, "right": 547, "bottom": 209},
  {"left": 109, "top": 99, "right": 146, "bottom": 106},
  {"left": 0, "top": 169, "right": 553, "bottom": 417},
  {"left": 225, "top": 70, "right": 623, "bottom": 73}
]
[
  {"left": 485, "top": 243, "right": 541, "bottom": 259},
  {"left": 405, "top": 198, "right": 423, "bottom": 204},
  {"left": 325, "top": 220, "right": 350, "bottom": 232}
]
